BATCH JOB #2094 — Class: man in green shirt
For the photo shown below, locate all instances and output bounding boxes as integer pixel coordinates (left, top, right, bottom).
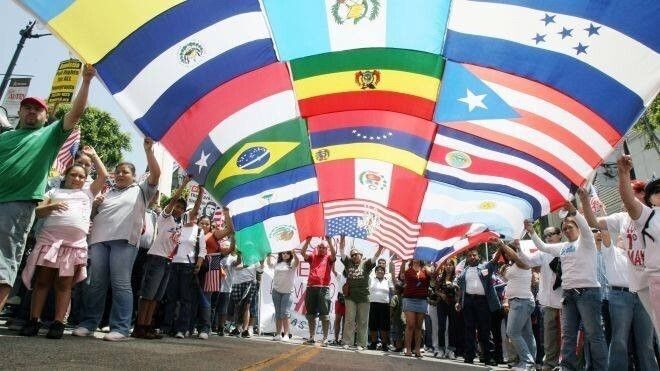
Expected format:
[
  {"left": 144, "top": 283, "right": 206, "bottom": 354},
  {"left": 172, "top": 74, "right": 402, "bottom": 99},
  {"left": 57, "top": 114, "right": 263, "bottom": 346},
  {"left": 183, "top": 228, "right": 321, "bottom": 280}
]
[
  {"left": 340, "top": 240, "right": 384, "bottom": 350},
  {"left": 0, "top": 65, "right": 95, "bottom": 312}
]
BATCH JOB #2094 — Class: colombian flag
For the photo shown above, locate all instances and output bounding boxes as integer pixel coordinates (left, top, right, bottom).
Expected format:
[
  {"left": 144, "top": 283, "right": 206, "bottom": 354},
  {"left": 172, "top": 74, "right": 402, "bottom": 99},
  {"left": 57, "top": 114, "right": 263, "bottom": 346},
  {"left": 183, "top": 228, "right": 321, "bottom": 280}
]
[{"left": 291, "top": 48, "right": 444, "bottom": 120}]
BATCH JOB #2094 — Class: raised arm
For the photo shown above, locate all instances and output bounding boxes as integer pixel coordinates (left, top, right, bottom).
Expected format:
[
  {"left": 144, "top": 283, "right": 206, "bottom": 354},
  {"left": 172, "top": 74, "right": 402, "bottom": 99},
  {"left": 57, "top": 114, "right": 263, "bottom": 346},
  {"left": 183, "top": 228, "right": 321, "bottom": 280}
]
[
  {"left": 493, "top": 239, "right": 529, "bottom": 269},
  {"left": 327, "top": 236, "right": 337, "bottom": 261},
  {"left": 371, "top": 244, "right": 385, "bottom": 263},
  {"left": 524, "top": 219, "right": 562, "bottom": 257},
  {"left": 63, "top": 65, "right": 94, "bottom": 130},
  {"left": 292, "top": 250, "right": 300, "bottom": 268},
  {"left": 617, "top": 155, "right": 643, "bottom": 220},
  {"left": 578, "top": 187, "right": 600, "bottom": 230},
  {"left": 164, "top": 176, "right": 191, "bottom": 214},
  {"left": 83, "top": 146, "right": 108, "bottom": 196},
  {"left": 143, "top": 138, "right": 161, "bottom": 186},
  {"left": 301, "top": 236, "right": 312, "bottom": 261},
  {"left": 222, "top": 206, "right": 234, "bottom": 234}
]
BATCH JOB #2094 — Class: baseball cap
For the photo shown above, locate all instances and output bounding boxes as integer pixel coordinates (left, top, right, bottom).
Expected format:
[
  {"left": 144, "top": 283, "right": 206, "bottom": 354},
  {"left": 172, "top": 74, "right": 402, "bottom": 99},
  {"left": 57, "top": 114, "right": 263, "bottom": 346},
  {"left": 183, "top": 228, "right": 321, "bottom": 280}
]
[{"left": 20, "top": 97, "right": 48, "bottom": 110}]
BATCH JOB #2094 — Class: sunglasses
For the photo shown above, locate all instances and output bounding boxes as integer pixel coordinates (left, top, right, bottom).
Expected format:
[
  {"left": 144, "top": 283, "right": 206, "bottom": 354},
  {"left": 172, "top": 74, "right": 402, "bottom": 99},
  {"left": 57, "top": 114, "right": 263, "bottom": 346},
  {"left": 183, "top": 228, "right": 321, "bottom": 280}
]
[{"left": 543, "top": 231, "right": 560, "bottom": 238}]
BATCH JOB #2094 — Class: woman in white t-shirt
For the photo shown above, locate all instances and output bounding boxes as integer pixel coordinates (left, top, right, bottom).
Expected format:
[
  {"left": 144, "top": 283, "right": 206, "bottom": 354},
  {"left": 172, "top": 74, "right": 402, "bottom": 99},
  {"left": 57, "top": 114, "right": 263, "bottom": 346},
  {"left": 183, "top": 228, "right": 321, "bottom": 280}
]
[
  {"left": 525, "top": 194, "right": 608, "bottom": 371},
  {"left": 20, "top": 146, "right": 107, "bottom": 339},
  {"left": 495, "top": 240, "right": 536, "bottom": 370},
  {"left": 617, "top": 155, "right": 660, "bottom": 334},
  {"left": 267, "top": 250, "right": 299, "bottom": 341}
]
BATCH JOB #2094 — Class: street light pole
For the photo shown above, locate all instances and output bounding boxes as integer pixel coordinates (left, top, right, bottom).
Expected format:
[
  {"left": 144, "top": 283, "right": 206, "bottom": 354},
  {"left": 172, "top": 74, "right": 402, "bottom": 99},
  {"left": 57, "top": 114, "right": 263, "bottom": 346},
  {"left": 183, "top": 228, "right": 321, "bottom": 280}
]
[{"left": 0, "top": 20, "right": 51, "bottom": 101}]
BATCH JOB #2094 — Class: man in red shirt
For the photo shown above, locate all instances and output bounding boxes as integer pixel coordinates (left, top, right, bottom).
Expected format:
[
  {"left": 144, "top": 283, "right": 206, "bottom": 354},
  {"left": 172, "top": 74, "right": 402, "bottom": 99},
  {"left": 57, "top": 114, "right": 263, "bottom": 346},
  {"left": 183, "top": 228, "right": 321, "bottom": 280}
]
[{"left": 301, "top": 236, "right": 337, "bottom": 346}]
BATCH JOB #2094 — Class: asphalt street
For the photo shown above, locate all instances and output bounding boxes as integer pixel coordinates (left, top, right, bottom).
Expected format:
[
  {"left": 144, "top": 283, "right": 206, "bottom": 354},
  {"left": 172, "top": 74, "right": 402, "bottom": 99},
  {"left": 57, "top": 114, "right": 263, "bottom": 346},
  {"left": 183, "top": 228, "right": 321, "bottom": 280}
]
[{"left": 0, "top": 325, "right": 505, "bottom": 370}]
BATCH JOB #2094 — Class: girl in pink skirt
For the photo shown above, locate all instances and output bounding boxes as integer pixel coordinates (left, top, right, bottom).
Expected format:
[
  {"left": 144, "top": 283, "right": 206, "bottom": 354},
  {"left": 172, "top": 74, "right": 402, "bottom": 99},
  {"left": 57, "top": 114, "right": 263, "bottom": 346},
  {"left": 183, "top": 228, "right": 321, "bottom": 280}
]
[{"left": 20, "top": 146, "right": 107, "bottom": 339}]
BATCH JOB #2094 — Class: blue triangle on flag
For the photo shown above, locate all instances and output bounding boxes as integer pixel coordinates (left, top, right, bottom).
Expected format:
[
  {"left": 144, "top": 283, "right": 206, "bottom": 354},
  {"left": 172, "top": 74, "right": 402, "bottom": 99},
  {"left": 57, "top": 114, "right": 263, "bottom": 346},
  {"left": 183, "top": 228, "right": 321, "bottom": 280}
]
[
  {"left": 186, "top": 137, "right": 223, "bottom": 186},
  {"left": 434, "top": 61, "right": 519, "bottom": 123}
]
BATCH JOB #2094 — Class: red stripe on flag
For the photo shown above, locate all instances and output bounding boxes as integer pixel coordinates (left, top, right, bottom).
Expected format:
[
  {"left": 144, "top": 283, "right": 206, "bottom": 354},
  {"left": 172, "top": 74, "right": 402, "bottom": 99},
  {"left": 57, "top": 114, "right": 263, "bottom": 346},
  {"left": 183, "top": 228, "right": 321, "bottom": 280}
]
[
  {"left": 294, "top": 204, "right": 325, "bottom": 240},
  {"left": 388, "top": 166, "right": 428, "bottom": 222},
  {"left": 466, "top": 64, "right": 620, "bottom": 144},
  {"left": 161, "top": 62, "right": 293, "bottom": 167},
  {"left": 443, "top": 121, "right": 585, "bottom": 185},
  {"left": 307, "top": 110, "right": 437, "bottom": 139},
  {"left": 420, "top": 222, "right": 472, "bottom": 240},
  {"left": 299, "top": 91, "right": 435, "bottom": 120},
  {"left": 315, "top": 160, "right": 355, "bottom": 202},
  {"left": 55, "top": 128, "right": 80, "bottom": 174}
]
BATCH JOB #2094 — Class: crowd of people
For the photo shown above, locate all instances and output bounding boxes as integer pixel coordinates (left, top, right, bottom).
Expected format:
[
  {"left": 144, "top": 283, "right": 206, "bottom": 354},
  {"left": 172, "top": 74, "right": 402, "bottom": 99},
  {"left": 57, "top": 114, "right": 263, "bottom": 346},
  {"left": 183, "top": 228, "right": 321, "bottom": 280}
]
[{"left": 1, "top": 67, "right": 660, "bottom": 371}]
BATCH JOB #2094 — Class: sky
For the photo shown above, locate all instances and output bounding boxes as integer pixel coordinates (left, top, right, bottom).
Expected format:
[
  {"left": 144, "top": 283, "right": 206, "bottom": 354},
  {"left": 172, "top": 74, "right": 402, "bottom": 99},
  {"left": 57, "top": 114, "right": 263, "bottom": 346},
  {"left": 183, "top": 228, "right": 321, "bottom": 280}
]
[{"left": 0, "top": 1, "right": 147, "bottom": 171}]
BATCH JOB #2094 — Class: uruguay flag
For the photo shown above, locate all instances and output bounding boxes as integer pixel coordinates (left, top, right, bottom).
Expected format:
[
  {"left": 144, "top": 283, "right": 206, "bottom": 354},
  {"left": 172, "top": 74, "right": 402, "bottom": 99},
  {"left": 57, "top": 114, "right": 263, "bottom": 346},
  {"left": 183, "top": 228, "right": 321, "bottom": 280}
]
[
  {"left": 444, "top": 0, "right": 660, "bottom": 135},
  {"left": 262, "top": 0, "right": 450, "bottom": 60},
  {"left": 222, "top": 166, "right": 320, "bottom": 231}
]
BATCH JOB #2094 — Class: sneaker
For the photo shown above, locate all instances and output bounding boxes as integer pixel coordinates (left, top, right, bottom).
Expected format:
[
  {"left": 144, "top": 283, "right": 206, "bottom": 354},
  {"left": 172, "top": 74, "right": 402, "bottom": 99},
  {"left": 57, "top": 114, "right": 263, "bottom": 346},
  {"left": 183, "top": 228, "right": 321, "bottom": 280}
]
[
  {"left": 103, "top": 331, "right": 129, "bottom": 341},
  {"left": 229, "top": 328, "right": 241, "bottom": 336},
  {"left": 72, "top": 326, "right": 92, "bottom": 337},
  {"left": 367, "top": 344, "right": 377, "bottom": 351},
  {"left": 241, "top": 330, "right": 251, "bottom": 338},
  {"left": 218, "top": 329, "right": 225, "bottom": 337},
  {"left": 131, "top": 325, "right": 147, "bottom": 339},
  {"left": 272, "top": 334, "right": 282, "bottom": 341},
  {"left": 46, "top": 321, "right": 65, "bottom": 339},
  {"left": 198, "top": 332, "right": 209, "bottom": 340},
  {"left": 19, "top": 318, "right": 40, "bottom": 337},
  {"left": 304, "top": 339, "right": 316, "bottom": 345},
  {"left": 280, "top": 335, "right": 289, "bottom": 343},
  {"left": 321, "top": 339, "right": 328, "bottom": 347},
  {"left": 446, "top": 350, "right": 455, "bottom": 359},
  {"left": 175, "top": 331, "right": 185, "bottom": 339},
  {"left": 342, "top": 344, "right": 350, "bottom": 350},
  {"left": 356, "top": 346, "right": 364, "bottom": 351}
]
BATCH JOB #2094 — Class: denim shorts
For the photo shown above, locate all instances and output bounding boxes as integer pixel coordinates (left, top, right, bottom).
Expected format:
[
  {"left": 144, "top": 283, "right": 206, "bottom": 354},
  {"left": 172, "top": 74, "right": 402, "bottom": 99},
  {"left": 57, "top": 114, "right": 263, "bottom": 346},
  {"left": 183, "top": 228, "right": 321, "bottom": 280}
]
[
  {"left": 272, "top": 290, "right": 293, "bottom": 319},
  {"left": 139, "top": 255, "right": 171, "bottom": 300},
  {"left": 305, "top": 286, "right": 331, "bottom": 320},
  {"left": 402, "top": 297, "right": 428, "bottom": 314},
  {"left": 0, "top": 201, "right": 36, "bottom": 286}
]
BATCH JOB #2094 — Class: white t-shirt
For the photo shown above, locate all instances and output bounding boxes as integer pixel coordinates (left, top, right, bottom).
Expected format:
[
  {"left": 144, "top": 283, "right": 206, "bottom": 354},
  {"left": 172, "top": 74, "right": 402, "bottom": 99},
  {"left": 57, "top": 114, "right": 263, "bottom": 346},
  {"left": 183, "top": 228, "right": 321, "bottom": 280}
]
[
  {"left": 42, "top": 188, "right": 93, "bottom": 233},
  {"left": 147, "top": 212, "right": 180, "bottom": 258},
  {"left": 172, "top": 225, "right": 206, "bottom": 264},
  {"left": 634, "top": 205, "right": 660, "bottom": 276},
  {"left": 234, "top": 264, "right": 257, "bottom": 285},
  {"left": 272, "top": 261, "right": 296, "bottom": 294},
  {"left": 504, "top": 264, "right": 534, "bottom": 300},
  {"left": 600, "top": 244, "right": 630, "bottom": 288},
  {"left": 520, "top": 250, "right": 562, "bottom": 309},
  {"left": 220, "top": 254, "right": 237, "bottom": 293},
  {"left": 369, "top": 276, "right": 393, "bottom": 303},
  {"left": 465, "top": 266, "right": 485, "bottom": 295},
  {"left": 603, "top": 212, "right": 648, "bottom": 291},
  {"left": 532, "top": 212, "right": 600, "bottom": 290},
  {"left": 89, "top": 181, "right": 157, "bottom": 247}
]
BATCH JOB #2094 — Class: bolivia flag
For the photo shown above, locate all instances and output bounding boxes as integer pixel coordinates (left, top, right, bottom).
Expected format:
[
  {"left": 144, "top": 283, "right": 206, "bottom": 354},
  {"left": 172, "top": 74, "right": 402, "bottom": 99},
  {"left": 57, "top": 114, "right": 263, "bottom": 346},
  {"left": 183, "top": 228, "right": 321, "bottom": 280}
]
[
  {"left": 235, "top": 204, "right": 324, "bottom": 265},
  {"left": 291, "top": 48, "right": 444, "bottom": 120},
  {"left": 315, "top": 158, "right": 427, "bottom": 222},
  {"left": 204, "top": 118, "right": 312, "bottom": 201},
  {"left": 308, "top": 110, "right": 436, "bottom": 175}
]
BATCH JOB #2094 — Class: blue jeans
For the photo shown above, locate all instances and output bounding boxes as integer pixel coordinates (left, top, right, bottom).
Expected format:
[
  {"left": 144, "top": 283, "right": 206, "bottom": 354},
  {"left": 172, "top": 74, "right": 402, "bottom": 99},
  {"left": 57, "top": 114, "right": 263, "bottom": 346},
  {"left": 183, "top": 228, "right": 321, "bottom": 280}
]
[
  {"left": 163, "top": 263, "right": 195, "bottom": 333},
  {"left": 607, "top": 289, "right": 658, "bottom": 371},
  {"left": 507, "top": 298, "right": 536, "bottom": 367},
  {"left": 561, "top": 288, "right": 608, "bottom": 371},
  {"left": 79, "top": 240, "right": 138, "bottom": 335},
  {"left": 272, "top": 290, "right": 292, "bottom": 319}
]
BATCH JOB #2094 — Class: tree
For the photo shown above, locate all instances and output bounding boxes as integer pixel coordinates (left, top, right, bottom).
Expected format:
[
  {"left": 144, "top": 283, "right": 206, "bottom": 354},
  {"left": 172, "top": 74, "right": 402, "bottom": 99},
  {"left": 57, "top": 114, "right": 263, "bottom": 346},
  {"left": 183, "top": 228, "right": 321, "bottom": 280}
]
[
  {"left": 633, "top": 94, "right": 660, "bottom": 156},
  {"left": 52, "top": 104, "right": 132, "bottom": 168}
]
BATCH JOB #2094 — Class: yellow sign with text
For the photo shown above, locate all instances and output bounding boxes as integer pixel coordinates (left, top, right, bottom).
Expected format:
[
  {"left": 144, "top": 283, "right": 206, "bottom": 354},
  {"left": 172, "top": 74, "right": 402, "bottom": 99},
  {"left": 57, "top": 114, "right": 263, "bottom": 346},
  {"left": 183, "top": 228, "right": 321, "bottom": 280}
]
[{"left": 47, "top": 59, "right": 82, "bottom": 105}]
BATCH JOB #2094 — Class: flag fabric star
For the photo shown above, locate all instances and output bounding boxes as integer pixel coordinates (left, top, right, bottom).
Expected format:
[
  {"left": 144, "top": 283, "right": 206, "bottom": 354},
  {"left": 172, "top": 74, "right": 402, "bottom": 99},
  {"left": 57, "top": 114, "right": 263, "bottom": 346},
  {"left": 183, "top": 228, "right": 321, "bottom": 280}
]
[
  {"left": 574, "top": 42, "right": 589, "bottom": 55},
  {"left": 585, "top": 23, "right": 601, "bottom": 37},
  {"left": 541, "top": 13, "right": 556, "bottom": 26},
  {"left": 195, "top": 151, "right": 210, "bottom": 174},
  {"left": 532, "top": 33, "right": 546, "bottom": 44},
  {"left": 558, "top": 27, "right": 573, "bottom": 39},
  {"left": 458, "top": 89, "right": 488, "bottom": 112}
]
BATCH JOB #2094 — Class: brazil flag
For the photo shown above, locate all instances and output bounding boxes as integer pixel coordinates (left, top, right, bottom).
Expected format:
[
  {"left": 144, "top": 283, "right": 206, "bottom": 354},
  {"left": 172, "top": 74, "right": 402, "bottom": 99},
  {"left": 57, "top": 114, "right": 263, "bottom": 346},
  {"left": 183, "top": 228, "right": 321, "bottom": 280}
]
[{"left": 205, "top": 118, "right": 312, "bottom": 201}]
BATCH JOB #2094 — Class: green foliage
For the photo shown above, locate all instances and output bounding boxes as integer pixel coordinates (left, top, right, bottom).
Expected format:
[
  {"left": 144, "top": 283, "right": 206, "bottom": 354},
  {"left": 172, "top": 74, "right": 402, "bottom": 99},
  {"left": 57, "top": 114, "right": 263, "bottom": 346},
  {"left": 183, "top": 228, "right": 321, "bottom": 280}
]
[
  {"left": 633, "top": 94, "right": 660, "bottom": 156},
  {"left": 52, "top": 104, "right": 132, "bottom": 168},
  {"left": 159, "top": 187, "right": 189, "bottom": 209}
]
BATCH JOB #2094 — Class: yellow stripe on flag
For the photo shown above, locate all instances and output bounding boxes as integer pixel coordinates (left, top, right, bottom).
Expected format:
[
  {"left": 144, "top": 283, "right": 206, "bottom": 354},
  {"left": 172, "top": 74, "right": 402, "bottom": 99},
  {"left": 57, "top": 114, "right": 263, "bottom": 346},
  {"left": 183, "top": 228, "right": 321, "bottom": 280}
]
[
  {"left": 312, "top": 144, "right": 427, "bottom": 175},
  {"left": 49, "top": 0, "right": 183, "bottom": 63},
  {"left": 293, "top": 70, "right": 440, "bottom": 101},
  {"left": 214, "top": 141, "right": 300, "bottom": 187}
]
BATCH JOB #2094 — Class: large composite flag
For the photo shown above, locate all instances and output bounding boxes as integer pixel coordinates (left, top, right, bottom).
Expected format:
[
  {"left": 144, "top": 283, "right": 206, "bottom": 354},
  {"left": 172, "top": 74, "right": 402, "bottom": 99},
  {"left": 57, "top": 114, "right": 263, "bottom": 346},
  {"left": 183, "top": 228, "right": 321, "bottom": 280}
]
[{"left": 16, "top": 0, "right": 660, "bottom": 264}]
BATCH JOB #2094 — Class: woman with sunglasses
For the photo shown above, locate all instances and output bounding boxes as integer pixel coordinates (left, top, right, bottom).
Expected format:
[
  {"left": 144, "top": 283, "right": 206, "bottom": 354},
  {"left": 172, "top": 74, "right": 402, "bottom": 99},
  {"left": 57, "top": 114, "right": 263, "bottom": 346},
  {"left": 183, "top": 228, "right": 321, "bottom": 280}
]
[
  {"left": 267, "top": 250, "right": 299, "bottom": 341},
  {"left": 524, "top": 190, "right": 608, "bottom": 371}
]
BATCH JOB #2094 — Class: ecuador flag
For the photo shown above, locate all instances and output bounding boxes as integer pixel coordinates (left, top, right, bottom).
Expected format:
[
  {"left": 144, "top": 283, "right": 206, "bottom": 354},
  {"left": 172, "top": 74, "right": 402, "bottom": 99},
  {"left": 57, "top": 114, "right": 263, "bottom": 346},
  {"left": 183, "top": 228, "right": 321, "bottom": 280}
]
[
  {"left": 204, "top": 118, "right": 312, "bottom": 201},
  {"left": 291, "top": 48, "right": 444, "bottom": 120}
]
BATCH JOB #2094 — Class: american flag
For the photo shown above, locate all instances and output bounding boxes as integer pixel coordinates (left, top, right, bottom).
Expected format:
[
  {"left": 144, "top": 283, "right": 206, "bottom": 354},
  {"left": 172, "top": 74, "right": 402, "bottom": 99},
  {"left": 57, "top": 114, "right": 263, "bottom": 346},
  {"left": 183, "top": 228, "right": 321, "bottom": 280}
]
[
  {"left": 324, "top": 199, "right": 420, "bottom": 260},
  {"left": 203, "top": 253, "right": 225, "bottom": 292},
  {"left": 54, "top": 127, "right": 81, "bottom": 174}
]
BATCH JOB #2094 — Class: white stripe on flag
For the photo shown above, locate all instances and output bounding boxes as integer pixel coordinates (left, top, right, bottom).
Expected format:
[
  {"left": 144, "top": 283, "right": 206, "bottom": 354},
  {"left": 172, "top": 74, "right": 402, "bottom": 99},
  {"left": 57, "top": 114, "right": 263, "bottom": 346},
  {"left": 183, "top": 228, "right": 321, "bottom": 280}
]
[
  {"left": 448, "top": 0, "right": 659, "bottom": 99},
  {"left": 226, "top": 177, "right": 318, "bottom": 216},
  {"left": 208, "top": 90, "right": 298, "bottom": 153},
  {"left": 324, "top": 0, "right": 387, "bottom": 52},
  {"left": 435, "top": 134, "right": 571, "bottom": 198},
  {"left": 114, "top": 12, "right": 271, "bottom": 121},
  {"left": 465, "top": 118, "right": 593, "bottom": 179}
]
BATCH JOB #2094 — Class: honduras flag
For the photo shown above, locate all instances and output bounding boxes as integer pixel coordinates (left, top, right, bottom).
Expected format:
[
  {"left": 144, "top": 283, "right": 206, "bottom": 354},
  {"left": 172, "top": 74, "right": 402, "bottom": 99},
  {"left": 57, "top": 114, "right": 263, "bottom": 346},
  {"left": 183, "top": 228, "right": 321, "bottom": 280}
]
[{"left": 444, "top": 0, "right": 660, "bottom": 135}]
